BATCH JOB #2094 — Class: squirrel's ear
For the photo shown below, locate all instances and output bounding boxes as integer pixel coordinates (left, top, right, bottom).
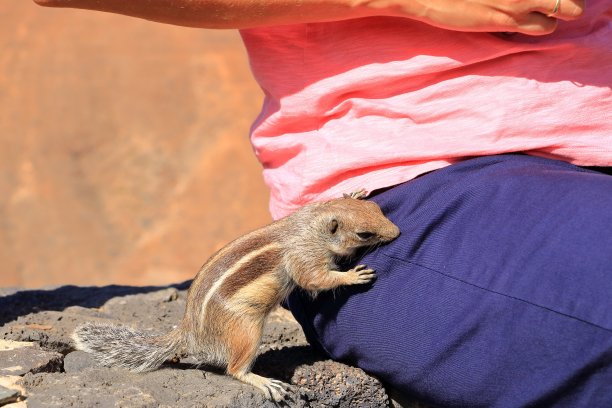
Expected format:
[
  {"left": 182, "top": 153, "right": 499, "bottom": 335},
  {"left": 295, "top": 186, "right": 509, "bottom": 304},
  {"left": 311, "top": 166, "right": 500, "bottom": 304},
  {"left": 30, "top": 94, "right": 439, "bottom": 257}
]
[{"left": 329, "top": 219, "right": 339, "bottom": 234}]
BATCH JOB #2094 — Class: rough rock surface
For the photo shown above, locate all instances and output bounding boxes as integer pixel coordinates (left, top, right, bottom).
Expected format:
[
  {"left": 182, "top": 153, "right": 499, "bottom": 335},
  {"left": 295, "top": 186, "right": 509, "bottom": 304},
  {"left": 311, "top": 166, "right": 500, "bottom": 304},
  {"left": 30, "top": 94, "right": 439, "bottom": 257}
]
[
  {"left": 0, "top": 385, "right": 19, "bottom": 405},
  {"left": 0, "top": 341, "right": 62, "bottom": 376},
  {"left": 0, "top": 285, "right": 425, "bottom": 407}
]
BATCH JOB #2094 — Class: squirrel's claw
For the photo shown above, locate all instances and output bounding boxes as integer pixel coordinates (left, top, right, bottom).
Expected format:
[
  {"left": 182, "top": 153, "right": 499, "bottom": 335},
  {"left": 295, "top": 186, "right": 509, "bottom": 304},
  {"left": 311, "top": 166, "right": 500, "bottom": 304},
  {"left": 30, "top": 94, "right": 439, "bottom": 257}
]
[
  {"left": 238, "top": 372, "right": 291, "bottom": 402},
  {"left": 346, "top": 264, "right": 377, "bottom": 285},
  {"left": 265, "top": 379, "right": 291, "bottom": 401},
  {"left": 343, "top": 189, "right": 368, "bottom": 200}
]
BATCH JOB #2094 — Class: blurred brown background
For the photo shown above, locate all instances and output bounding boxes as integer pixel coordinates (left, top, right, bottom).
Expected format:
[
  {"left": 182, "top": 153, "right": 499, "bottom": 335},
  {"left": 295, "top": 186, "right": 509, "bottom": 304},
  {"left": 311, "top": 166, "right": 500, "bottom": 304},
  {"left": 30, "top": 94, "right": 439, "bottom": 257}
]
[{"left": 1, "top": 3, "right": 271, "bottom": 288}]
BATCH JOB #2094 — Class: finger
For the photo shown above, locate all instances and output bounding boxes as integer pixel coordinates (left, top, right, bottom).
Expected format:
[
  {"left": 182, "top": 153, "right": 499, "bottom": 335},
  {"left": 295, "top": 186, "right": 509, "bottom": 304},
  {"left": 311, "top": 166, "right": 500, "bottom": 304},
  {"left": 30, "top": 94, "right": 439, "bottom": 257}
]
[
  {"left": 533, "top": 0, "right": 586, "bottom": 21},
  {"left": 515, "top": 12, "right": 559, "bottom": 35}
]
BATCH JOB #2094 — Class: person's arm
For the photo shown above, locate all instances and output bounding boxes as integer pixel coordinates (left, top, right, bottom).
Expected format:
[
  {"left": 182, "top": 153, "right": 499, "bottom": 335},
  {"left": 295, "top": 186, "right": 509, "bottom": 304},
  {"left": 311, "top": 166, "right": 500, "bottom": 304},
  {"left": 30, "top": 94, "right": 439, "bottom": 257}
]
[{"left": 33, "top": 0, "right": 585, "bottom": 35}]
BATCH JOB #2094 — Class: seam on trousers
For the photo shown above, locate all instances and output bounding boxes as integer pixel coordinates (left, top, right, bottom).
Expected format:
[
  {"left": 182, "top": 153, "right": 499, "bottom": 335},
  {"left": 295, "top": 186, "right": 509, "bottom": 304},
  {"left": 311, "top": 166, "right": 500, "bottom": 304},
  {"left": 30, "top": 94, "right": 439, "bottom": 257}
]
[{"left": 382, "top": 252, "right": 612, "bottom": 333}]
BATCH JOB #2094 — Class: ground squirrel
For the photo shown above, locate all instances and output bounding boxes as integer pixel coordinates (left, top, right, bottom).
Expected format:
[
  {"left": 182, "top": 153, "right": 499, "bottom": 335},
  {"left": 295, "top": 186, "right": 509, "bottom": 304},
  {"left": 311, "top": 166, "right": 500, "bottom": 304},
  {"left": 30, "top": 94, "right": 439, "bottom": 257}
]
[{"left": 72, "top": 191, "right": 400, "bottom": 401}]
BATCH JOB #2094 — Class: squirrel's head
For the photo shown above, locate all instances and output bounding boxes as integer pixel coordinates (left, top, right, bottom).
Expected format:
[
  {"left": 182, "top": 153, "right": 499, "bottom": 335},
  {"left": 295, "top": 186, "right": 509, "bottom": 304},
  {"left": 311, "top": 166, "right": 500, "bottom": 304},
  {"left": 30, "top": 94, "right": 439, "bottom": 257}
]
[{"left": 303, "top": 195, "right": 400, "bottom": 257}]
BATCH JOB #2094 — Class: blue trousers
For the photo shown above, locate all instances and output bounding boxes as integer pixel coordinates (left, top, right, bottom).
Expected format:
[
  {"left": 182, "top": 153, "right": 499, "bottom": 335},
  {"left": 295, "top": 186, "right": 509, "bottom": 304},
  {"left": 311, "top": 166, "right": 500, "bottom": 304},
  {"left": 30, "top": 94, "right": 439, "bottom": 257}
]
[{"left": 287, "top": 154, "right": 612, "bottom": 407}]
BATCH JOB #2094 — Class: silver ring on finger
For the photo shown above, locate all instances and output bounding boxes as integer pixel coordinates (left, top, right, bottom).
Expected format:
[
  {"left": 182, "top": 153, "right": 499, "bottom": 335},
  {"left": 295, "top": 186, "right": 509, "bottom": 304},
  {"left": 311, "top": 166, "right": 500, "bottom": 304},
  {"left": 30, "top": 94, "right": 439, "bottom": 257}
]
[{"left": 547, "top": 0, "right": 561, "bottom": 17}]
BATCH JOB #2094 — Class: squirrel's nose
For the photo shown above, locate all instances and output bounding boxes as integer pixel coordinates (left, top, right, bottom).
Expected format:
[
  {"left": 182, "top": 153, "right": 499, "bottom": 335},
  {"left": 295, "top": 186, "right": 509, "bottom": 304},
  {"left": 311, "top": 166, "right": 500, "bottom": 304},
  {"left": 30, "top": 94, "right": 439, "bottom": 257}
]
[{"left": 384, "top": 224, "right": 400, "bottom": 240}]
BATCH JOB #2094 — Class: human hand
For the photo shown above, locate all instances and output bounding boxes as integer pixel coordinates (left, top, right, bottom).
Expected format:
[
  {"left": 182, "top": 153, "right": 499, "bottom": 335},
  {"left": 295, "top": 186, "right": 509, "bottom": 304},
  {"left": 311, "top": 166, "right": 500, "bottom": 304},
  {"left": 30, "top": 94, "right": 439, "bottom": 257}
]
[{"left": 365, "top": 0, "right": 585, "bottom": 35}]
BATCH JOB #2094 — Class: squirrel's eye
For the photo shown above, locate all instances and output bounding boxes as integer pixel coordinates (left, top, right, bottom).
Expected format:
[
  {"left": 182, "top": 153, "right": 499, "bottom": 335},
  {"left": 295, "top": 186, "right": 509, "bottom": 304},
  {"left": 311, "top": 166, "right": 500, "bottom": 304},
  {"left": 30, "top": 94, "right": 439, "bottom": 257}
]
[
  {"left": 357, "top": 232, "right": 375, "bottom": 240},
  {"left": 329, "top": 219, "right": 339, "bottom": 234}
]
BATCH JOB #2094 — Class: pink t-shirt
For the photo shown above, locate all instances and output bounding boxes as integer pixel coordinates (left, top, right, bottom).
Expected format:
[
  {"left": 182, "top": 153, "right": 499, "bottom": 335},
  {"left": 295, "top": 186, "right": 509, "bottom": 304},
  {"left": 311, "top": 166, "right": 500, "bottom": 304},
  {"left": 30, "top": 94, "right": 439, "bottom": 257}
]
[{"left": 240, "top": 2, "right": 612, "bottom": 219}]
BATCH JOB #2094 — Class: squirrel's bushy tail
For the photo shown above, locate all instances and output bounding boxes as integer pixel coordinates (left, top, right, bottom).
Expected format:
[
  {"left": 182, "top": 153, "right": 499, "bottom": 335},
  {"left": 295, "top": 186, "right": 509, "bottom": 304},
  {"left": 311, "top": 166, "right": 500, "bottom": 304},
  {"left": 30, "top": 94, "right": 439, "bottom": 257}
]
[{"left": 72, "top": 322, "right": 182, "bottom": 372}]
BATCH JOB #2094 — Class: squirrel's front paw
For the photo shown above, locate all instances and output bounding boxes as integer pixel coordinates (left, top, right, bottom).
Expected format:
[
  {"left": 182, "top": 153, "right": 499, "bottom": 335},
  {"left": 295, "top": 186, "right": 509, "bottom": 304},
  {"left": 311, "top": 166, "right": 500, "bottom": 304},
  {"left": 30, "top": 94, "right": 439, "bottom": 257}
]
[{"left": 346, "top": 264, "right": 376, "bottom": 285}]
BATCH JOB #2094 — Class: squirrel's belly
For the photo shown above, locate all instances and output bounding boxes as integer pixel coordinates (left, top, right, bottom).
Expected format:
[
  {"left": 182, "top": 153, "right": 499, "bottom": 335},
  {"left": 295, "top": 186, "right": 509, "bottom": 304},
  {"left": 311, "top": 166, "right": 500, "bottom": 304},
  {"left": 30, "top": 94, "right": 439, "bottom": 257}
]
[{"left": 227, "top": 273, "right": 286, "bottom": 315}]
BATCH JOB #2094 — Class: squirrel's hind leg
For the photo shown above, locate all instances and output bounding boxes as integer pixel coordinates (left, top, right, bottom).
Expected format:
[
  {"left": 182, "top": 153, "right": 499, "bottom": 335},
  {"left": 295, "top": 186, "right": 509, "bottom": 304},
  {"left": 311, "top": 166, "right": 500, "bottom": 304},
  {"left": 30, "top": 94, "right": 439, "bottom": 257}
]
[{"left": 224, "top": 318, "right": 290, "bottom": 401}]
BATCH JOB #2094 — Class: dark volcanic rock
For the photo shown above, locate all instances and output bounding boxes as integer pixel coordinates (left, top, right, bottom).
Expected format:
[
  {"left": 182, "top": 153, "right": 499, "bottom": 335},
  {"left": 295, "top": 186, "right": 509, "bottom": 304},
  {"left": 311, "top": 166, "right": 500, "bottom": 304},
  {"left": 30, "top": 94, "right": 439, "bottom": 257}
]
[
  {"left": 0, "top": 384, "right": 20, "bottom": 405},
  {"left": 292, "top": 360, "right": 389, "bottom": 408},
  {"left": 1, "top": 309, "right": 114, "bottom": 354},
  {"left": 21, "top": 368, "right": 274, "bottom": 408},
  {"left": 0, "top": 285, "right": 404, "bottom": 407},
  {"left": 0, "top": 283, "right": 191, "bottom": 326},
  {"left": 63, "top": 351, "right": 97, "bottom": 374},
  {"left": 0, "top": 341, "right": 62, "bottom": 376}
]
